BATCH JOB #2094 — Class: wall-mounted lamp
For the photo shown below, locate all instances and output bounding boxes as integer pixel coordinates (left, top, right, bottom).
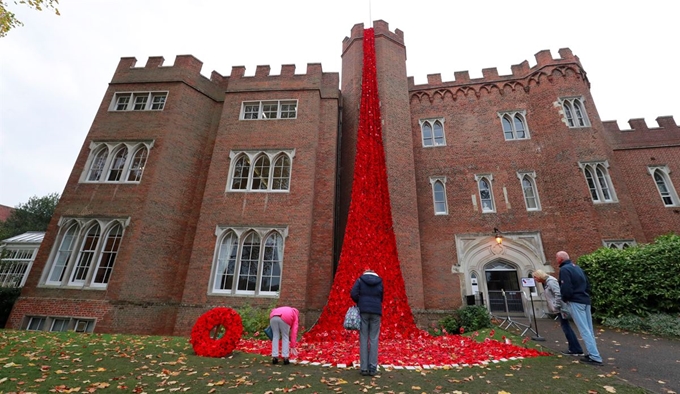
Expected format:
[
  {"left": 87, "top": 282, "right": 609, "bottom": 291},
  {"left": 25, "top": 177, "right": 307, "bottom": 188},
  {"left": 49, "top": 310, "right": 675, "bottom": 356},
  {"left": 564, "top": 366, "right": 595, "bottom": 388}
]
[{"left": 493, "top": 227, "right": 503, "bottom": 245}]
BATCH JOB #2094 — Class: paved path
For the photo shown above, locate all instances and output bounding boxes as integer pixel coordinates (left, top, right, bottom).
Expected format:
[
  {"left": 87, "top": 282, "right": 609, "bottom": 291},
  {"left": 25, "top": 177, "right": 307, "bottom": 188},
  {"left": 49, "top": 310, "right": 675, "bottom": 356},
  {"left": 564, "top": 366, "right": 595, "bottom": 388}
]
[{"left": 505, "top": 317, "right": 680, "bottom": 394}]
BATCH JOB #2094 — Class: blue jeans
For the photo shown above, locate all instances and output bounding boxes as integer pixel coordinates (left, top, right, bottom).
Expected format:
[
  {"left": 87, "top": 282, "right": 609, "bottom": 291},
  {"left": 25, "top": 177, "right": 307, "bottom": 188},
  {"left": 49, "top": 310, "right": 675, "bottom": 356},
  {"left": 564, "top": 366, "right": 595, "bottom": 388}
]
[
  {"left": 270, "top": 316, "right": 291, "bottom": 358},
  {"left": 558, "top": 313, "right": 583, "bottom": 354},
  {"left": 566, "top": 302, "right": 602, "bottom": 362},
  {"left": 359, "top": 312, "right": 381, "bottom": 373}
]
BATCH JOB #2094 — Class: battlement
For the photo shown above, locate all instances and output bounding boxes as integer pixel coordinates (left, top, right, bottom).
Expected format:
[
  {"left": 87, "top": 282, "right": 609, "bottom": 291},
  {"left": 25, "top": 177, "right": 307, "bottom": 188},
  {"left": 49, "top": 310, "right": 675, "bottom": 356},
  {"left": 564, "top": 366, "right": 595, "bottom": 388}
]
[
  {"left": 224, "top": 63, "right": 339, "bottom": 99},
  {"left": 111, "top": 55, "right": 340, "bottom": 101},
  {"left": 112, "top": 55, "right": 226, "bottom": 100},
  {"left": 602, "top": 116, "right": 680, "bottom": 149},
  {"left": 342, "top": 19, "right": 405, "bottom": 54},
  {"left": 408, "top": 48, "right": 586, "bottom": 101}
]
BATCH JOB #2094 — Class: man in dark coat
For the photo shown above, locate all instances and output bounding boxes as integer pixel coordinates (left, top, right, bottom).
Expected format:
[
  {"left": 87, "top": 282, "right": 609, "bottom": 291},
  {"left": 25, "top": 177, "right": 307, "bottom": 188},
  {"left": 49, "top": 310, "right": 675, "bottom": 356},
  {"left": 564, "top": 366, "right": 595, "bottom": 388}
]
[{"left": 351, "top": 269, "right": 383, "bottom": 376}]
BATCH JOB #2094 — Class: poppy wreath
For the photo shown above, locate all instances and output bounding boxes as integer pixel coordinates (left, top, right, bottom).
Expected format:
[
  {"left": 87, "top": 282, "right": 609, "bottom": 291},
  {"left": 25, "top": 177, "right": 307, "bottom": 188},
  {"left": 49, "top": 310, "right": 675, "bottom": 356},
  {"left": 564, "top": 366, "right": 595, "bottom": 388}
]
[{"left": 190, "top": 307, "right": 243, "bottom": 358}]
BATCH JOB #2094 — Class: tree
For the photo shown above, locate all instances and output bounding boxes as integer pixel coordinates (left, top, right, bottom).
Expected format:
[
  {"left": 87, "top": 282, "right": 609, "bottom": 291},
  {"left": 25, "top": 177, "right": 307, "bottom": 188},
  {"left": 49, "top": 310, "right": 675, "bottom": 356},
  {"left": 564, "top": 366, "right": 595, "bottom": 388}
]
[
  {"left": 0, "top": 193, "right": 59, "bottom": 240},
  {"left": 0, "top": 0, "right": 60, "bottom": 38}
]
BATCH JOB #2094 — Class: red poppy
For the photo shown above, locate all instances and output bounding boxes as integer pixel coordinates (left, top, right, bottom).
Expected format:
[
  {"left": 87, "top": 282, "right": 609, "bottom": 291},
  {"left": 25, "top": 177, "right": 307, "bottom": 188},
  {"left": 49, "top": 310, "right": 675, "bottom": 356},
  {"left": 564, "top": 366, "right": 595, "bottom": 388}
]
[
  {"left": 190, "top": 307, "right": 243, "bottom": 358},
  {"left": 234, "top": 27, "right": 553, "bottom": 368}
]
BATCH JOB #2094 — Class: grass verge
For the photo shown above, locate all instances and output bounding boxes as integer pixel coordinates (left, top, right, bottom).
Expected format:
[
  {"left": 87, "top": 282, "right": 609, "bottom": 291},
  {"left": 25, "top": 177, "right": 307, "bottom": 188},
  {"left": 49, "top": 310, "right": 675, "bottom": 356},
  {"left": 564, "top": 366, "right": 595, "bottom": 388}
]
[{"left": 0, "top": 328, "right": 650, "bottom": 393}]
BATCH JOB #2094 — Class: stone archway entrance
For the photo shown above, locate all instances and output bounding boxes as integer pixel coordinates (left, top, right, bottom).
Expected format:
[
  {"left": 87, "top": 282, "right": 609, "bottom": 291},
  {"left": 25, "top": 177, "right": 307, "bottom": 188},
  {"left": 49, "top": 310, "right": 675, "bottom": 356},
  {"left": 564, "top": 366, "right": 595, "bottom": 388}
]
[{"left": 454, "top": 231, "right": 549, "bottom": 317}]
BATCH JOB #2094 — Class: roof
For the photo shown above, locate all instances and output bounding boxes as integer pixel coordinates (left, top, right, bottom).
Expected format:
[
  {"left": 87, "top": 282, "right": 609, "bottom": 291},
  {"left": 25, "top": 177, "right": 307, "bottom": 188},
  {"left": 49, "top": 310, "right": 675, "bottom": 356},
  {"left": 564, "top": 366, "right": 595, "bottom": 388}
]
[{"left": 0, "top": 231, "right": 45, "bottom": 245}]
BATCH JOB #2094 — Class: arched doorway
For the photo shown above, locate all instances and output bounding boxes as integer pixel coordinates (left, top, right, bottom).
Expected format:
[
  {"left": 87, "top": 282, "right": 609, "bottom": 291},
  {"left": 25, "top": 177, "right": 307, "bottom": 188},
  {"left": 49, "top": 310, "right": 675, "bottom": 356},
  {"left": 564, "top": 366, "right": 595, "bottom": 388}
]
[
  {"left": 454, "top": 231, "right": 549, "bottom": 317},
  {"left": 485, "top": 260, "right": 523, "bottom": 313}
]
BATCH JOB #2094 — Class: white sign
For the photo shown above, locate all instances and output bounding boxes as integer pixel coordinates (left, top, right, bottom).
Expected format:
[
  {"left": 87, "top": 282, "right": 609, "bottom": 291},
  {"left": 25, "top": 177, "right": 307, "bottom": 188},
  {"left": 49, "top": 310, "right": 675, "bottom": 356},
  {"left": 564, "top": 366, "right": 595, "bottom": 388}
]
[{"left": 521, "top": 277, "right": 535, "bottom": 287}]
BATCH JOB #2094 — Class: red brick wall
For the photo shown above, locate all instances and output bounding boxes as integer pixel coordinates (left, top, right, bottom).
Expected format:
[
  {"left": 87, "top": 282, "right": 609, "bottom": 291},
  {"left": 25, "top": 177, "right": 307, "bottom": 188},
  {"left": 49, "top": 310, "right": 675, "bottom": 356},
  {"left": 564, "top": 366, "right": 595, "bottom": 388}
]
[{"left": 176, "top": 64, "right": 340, "bottom": 334}]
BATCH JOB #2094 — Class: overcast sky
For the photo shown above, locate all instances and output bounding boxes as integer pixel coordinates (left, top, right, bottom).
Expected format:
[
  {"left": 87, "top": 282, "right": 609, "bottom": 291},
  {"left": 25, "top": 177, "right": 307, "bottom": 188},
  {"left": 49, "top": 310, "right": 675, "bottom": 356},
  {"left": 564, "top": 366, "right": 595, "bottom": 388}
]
[{"left": 0, "top": 0, "right": 678, "bottom": 207}]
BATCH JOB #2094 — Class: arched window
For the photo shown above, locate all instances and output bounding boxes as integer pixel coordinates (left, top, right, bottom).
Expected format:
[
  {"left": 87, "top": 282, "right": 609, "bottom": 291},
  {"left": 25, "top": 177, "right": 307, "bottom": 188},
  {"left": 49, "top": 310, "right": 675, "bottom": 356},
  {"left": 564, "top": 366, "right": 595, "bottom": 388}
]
[
  {"left": 499, "top": 111, "right": 529, "bottom": 140},
  {"left": 561, "top": 97, "right": 590, "bottom": 128},
  {"left": 107, "top": 146, "right": 128, "bottom": 181},
  {"left": 47, "top": 223, "right": 79, "bottom": 284},
  {"left": 563, "top": 102, "right": 574, "bottom": 127},
  {"left": 648, "top": 166, "right": 679, "bottom": 206},
  {"left": 251, "top": 155, "right": 271, "bottom": 190},
  {"left": 432, "top": 120, "right": 445, "bottom": 145},
  {"left": 83, "top": 142, "right": 152, "bottom": 183},
  {"left": 126, "top": 146, "right": 148, "bottom": 182},
  {"left": 92, "top": 224, "right": 123, "bottom": 285},
  {"left": 70, "top": 224, "right": 101, "bottom": 284},
  {"left": 211, "top": 227, "right": 287, "bottom": 297},
  {"left": 518, "top": 172, "right": 540, "bottom": 211},
  {"left": 214, "top": 231, "right": 238, "bottom": 292},
  {"left": 44, "top": 218, "right": 128, "bottom": 289},
  {"left": 476, "top": 175, "right": 495, "bottom": 212},
  {"left": 231, "top": 155, "right": 251, "bottom": 190},
  {"left": 237, "top": 232, "right": 261, "bottom": 293},
  {"left": 260, "top": 232, "right": 283, "bottom": 293},
  {"left": 227, "top": 151, "right": 294, "bottom": 192},
  {"left": 580, "top": 162, "right": 615, "bottom": 203},
  {"left": 430, "top": 178, "right": 448, "bottom": 215},
  {"left": 422, "top": 122, "right": 433, "bottom": 146},
  {"left": 87, "top": 147, "right": 109, "bottom": 181},
  {"left": 419, "top": 118, "right": 446, "bottom": 147},
  {"left": 573, "top": 101, "right": 586, "bottom": 126},
  {"left": 272, "top": 155, "right": 291, "bottom": 190}
]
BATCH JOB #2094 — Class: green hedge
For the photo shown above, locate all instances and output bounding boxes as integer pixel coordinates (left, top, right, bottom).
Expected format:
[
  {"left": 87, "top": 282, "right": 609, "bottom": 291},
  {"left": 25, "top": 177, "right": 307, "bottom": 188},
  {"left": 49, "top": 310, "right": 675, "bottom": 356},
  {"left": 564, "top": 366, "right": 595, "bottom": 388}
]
[{"left": 578, "top": 233, "right": 680, "bottom": 319}]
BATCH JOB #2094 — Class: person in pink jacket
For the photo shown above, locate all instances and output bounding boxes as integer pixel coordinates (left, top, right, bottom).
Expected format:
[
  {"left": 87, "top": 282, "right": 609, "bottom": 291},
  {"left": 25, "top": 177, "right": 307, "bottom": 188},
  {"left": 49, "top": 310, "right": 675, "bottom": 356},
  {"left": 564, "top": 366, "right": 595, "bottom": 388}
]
[{"left": 269, "top": 306, "right": 299, "bottom": 365}]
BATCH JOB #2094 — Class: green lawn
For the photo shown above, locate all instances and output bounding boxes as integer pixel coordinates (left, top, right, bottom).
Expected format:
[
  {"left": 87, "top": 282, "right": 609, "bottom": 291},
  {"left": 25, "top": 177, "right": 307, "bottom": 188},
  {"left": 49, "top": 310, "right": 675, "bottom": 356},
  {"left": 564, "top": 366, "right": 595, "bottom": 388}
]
[{"left": 0, "top": 328, "right": 650, "bottom": 394}]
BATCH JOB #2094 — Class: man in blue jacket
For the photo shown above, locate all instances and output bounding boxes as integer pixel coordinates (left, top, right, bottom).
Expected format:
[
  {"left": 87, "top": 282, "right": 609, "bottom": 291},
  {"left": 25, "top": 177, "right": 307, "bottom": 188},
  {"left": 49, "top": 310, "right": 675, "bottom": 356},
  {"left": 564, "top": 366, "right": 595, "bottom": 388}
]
[
  {"left": 351, "top": 269, "right": 383, "bottom": 376},
  {"left": 557, "top": 251, "right": 603, "bottom": 365}
]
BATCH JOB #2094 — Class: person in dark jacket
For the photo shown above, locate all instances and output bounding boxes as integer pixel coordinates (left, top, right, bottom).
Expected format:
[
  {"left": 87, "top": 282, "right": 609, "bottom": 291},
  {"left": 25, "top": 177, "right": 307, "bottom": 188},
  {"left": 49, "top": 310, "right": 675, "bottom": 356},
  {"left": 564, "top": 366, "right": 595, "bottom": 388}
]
[
  {"left": 350, "top": 269, "right": 383, "bottom": 376},
  {"left": 557, "top": 251, "right": 603, "bottom": 365}
]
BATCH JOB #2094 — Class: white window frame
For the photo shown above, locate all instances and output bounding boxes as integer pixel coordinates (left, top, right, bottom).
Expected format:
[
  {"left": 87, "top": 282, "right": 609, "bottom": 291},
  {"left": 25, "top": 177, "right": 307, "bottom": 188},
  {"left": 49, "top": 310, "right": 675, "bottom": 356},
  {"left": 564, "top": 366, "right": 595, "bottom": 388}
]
[
  {"left": 43, "top": 217, "right": 129, "bottom": 289},
  {"left": 603, "top": 240, "right": 637, "bottom": 250},
  {"left": 429, "top": 176, "right": 448, "bottom": 215},
  {"left": 647, "top": 165, "right": 679, "bottom": 207},
  {"left": 498, "top": 110, "right": 530, "bottom": 140},
  {"left": 81, "top": 141, "right": 154, "bottom": 184},
  {"left": 74, "top": 319, "right": 95, "bottom": 333},
  {"left": 50, "top": 318, "right": 70, "bottom": 332},
  {"left": 419, "top": 118, "right": 446, "bottom": 147},
  {"left": 559, "top": 96, "right": 590, "bottom": 128},
  {"left": 516, "top": 171, "right": 541, "bottom": 211},
  {"left": 26, "top": 317, "right": 45, "bottom": 331},
  {"left": 240, "top": 100, "right": 298, "bottom": 120},
  {"left": 474, "top": 174, "right": 496, "bottom": 213},
  {"left": 210, "top": 226, "right": 288, "bottom": 297},
  {"left": 0, "top": 247, "right": 37, "bottom": 287},
  {"left": 110, "top": 92, "right": 168, "bottom": 111},
  {"left": 578, "top": 161, "right": 617, "bottom": 203},
  {"left": 227, "top": 150, "right": 295, "bottom": 192}
]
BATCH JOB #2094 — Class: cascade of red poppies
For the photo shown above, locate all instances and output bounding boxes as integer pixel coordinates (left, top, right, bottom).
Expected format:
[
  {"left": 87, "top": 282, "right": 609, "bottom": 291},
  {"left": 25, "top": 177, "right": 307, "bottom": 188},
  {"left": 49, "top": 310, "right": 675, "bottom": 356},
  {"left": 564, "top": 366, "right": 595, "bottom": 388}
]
[{"left": 305, "top": 28, "right": 419, "bottom": 342}]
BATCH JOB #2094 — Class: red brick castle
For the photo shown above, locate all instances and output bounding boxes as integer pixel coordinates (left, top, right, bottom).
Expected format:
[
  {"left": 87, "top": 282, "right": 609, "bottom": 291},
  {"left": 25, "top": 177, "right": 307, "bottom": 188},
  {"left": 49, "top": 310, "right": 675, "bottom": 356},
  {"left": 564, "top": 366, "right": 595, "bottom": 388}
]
[{"left": 9, "top": 21, "right": 679, "bottom": 335}]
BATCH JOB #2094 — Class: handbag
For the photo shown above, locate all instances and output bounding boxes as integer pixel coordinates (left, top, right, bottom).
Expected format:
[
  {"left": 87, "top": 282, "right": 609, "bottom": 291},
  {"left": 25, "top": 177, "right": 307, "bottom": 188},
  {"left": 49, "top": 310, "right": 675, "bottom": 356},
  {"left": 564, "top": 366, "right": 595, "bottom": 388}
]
[
  {"left": 264, "top": 325, "right": 273, "bottom": 340},
  {"left": 343, "top": 305, "right": 361, "bottom": 330}
]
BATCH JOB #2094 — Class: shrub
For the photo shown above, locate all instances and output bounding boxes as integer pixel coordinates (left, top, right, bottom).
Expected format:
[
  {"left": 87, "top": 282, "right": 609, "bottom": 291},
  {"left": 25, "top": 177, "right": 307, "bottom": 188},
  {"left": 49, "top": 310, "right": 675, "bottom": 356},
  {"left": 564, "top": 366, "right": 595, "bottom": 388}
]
[
  {"left": 578, "top": 233, "right": 680, "bottom": 319},
  {"left": 236, "top": 303, "right": 274, "bottom": 339},
  {"left": 436, "top": 305, "right": 491, "bottom": 335},
  {"left": 646, "top": 314, "right": 680, "bottom": 337},
  {"left": 0, "top": 287, "right": 21, "bottom": 328},
  {"left": 458, "top": 305, "right": 491, "bottom": 332},
  {"left": 438, "top": 314, "right": 461, "bottom": 335},
  {"left": 602, "top": 313, "right": 680, "bottom": 338}
]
